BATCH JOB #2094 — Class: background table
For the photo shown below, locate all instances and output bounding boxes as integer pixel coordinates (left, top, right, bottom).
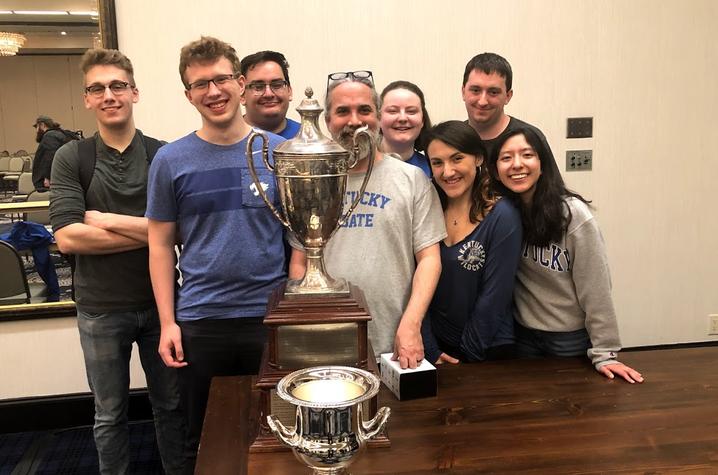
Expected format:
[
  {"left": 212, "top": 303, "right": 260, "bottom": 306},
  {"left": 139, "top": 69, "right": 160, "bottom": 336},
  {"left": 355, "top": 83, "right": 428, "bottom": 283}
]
[{"left": 197, "top": 347, "right": 718, "bottom": 474}]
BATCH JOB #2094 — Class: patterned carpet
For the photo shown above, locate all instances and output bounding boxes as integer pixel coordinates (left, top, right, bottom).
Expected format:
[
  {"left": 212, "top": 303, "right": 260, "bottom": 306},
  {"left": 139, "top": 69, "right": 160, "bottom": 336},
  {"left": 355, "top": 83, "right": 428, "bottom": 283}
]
[{"left": 0, "top": 422, "right": 164, "bottom": 474}]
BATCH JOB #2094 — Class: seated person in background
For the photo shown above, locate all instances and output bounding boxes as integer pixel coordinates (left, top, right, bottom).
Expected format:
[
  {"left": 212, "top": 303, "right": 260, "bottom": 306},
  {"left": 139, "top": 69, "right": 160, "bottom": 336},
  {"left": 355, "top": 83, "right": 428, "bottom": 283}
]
[
  {"left": 32, "top": 115, "right": 66, "bottom": 191},
  {"left": 488, "top": 127, "right": 644, "bottom": 383},
  {"left": 239, "top": 50, "right": 299, "bottom": 138},
  {"left": 421, "top": 121, "right": 522, "bottom": 364},
  {"left": 291, "top": 71, "right": 446, "bottom": 369},
  {"left": 379, "top": 80, "right": 432, "bottom": 177}
]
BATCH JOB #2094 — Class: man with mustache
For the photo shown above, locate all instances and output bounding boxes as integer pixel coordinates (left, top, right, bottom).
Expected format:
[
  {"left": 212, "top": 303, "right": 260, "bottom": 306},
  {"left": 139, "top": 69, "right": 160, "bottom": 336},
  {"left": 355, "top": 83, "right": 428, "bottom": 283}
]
[
  {"left": 291, "top": 71, "right": 446, "bottom": 369},
  {"left": 239, "top": 50, "right": 299, "bottom": 139},
  {"left": 462, "top": 52, "right": 554, "bottom": 160}
]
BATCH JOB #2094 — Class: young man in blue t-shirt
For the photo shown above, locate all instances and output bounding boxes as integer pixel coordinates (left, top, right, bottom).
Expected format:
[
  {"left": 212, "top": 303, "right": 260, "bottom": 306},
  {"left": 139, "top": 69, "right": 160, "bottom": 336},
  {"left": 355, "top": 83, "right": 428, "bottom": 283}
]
[{"left": 146, "top": 36, "right": 290, "bottom": 471}]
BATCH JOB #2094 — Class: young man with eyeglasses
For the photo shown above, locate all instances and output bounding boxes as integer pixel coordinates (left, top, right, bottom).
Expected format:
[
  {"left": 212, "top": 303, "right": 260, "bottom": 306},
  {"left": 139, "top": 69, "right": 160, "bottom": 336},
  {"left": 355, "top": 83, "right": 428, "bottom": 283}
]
[
  {"left": 146, "top": 36, "right": 290, "bottom": 471},
  {"left": 462, "top": 52, "right": 554, "bottom": 160},
  {"left": 239, "top": 50, "right": 299, "bottom": 139},
  {"left": 290, "top": 71, "right": 446, "bottom": 369},
  {"left": 49, "top": 48, "right": 186, "bottom": 475}
]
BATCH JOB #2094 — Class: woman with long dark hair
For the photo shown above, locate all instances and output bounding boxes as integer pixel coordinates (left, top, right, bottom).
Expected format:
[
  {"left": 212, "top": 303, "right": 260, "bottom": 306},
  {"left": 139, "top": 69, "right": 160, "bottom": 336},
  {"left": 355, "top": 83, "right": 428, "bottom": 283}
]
[
  {"left": 488, "top": 127, "right": 643, "bottom": 383},
  {"left": 420, "top": 121, "right": 522, "bottom": 363}
]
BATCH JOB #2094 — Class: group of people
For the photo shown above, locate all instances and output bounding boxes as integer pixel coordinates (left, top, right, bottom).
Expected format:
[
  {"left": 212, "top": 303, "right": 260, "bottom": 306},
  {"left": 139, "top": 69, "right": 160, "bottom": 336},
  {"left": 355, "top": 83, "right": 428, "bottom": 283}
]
[{"left": 46, "top": 36, "right": 642, "bottom": 475}]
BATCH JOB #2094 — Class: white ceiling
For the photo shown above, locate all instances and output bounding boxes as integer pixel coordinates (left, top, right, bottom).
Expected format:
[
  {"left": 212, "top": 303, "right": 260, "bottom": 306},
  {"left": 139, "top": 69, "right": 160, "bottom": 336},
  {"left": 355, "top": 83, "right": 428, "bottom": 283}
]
[{"left": 0, "top": 0, "right": 100, "bottom": 53}]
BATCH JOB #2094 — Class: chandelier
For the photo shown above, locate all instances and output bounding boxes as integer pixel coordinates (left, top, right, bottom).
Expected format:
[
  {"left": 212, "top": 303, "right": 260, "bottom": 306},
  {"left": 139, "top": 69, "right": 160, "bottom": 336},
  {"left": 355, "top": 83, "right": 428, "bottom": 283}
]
[{"left": 0, "top": 32, "right": 27, "bottom": 56}]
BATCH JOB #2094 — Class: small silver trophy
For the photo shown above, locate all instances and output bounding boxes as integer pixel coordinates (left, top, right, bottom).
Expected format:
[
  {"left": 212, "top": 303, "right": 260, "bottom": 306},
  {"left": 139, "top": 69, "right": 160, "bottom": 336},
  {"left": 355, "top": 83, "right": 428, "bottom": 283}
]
[
  {"left": 246, "top": 87, "right": 375, "bottom": 295},
  {"left": 267, "top": 366, "right": 391, "bottom": 474}
]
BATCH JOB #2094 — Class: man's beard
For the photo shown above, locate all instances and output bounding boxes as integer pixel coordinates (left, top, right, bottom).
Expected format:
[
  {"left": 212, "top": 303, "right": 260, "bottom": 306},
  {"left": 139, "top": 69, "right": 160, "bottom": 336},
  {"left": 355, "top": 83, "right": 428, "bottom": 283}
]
[
  {"left": 35, "top": 129, "right": 45, "bottom": 143},
  {"left": 334, "top": 125, "right": 379, "bottom": 162}
]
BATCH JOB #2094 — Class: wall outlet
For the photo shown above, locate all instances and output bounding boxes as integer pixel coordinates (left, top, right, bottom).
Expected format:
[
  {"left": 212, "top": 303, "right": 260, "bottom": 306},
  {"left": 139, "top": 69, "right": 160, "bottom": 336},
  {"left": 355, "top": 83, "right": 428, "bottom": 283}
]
[
  {"left": 566, "top": 150, "right": 592, "bottom": 171},
  {"left": 709, "top": 315, "right": 718, "bottom": 335}
]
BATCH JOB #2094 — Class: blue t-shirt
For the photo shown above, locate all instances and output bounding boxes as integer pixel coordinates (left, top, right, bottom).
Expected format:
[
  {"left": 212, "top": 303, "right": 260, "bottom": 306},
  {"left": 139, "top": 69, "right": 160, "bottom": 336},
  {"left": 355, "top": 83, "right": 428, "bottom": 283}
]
[
  {"left": 421, "top": 198, "right": 522, "bottom": 362},
  {"left": 146, "top": 131, "right": 287, "bottom": 321},
  {"left": 278, "top": 118, "right": 301, "bottom": 139},
  {"left": 406, "top": 150, "right": 431, "bottom": 177}
]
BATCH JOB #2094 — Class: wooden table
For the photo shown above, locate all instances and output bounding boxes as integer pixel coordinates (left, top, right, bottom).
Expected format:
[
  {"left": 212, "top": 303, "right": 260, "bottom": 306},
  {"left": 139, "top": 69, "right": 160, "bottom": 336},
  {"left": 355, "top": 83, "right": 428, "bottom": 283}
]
[
  {"left": 196, "top": 347, "right": 718, "bottom": 474},
  {"left": 0, "top": 200, "right": 49, "bottom": 212}
]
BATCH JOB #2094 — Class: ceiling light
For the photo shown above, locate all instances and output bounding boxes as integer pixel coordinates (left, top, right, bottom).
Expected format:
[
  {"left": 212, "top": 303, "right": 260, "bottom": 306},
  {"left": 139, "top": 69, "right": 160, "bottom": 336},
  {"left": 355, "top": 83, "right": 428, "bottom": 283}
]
[
  {"left": 0, "top": 32, "right": 26, "bottom": 56},
  {"left": 69, "top": 11, "right": 98, "bottom": 16},
  {"left": 60, "top": 31, "right": 67, "bottom": 35},
  {"left": 0, "top": 11, "right": 14, "bottom": 14}
]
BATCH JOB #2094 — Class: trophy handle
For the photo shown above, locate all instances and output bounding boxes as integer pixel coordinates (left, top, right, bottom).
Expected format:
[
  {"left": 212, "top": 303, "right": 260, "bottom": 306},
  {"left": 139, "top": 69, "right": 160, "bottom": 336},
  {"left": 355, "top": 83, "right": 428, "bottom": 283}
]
[
  {"left": 357, "top": 405, "right": 390, "bottom": 442},
  {"left": 266, "top": 408, "right": 302, "bottom": 448},
  {"left": 246, "top": 130, "right": 290, "bottom": 227},
  {"left": 336, "top": 126, "right": 376, "bottom": 229}
]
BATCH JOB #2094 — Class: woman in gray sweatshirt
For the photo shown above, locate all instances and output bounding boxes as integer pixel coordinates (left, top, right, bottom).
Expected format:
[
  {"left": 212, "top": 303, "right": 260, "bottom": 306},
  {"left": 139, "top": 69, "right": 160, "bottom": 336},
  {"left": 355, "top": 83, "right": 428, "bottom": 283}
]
[{"left": 488, "top": 127, "right": 643, "bottom": 384}]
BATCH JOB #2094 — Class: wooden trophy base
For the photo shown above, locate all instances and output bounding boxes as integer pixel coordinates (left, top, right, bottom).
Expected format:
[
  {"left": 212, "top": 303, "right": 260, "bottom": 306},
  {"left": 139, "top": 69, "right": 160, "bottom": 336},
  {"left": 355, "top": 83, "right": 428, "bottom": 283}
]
[{"left": 249, "top": 283, "right": 390, "bottom": 453}]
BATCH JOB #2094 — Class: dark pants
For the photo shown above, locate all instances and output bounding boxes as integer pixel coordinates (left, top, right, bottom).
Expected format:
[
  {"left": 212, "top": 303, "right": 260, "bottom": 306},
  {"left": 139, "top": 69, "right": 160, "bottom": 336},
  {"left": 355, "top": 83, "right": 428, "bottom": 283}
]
[
  {"left": 177, "top": 317, "right": 267, "bottom": 472},
  {"left": 514, "top": 321, "right": 591, "bottom": 358}
]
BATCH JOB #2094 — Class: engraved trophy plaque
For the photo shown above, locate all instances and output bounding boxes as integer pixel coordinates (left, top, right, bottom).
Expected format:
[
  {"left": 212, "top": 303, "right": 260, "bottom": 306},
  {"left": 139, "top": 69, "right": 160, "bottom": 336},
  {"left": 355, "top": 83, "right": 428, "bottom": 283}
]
[{"left": 246, "top": 87, "right": 375, "bottom": 295}]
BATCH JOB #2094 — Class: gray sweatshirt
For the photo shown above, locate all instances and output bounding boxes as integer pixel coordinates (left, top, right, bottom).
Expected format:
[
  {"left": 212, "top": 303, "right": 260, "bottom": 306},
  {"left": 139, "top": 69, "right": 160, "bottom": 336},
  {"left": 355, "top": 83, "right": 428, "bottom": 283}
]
[{"left": 513, "top": 197, "right": 621, "bottom": 369}]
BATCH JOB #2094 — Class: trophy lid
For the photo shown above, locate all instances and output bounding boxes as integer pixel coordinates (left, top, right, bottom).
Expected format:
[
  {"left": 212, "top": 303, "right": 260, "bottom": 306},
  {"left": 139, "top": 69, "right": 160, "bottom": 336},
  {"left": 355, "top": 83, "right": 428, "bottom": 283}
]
[{"left": 273, "top": 87, "right": 348, "bottom": 156}]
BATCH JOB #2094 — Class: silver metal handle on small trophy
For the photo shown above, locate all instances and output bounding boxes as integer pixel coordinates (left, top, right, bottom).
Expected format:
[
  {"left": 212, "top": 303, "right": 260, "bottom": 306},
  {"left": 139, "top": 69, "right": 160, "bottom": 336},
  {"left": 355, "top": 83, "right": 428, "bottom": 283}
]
[
  {"left": 246, "top": 130, "right": 290, "bottom": 228},
  {"left": 266, "top": 407, "right": 302, "bottom": 448},
  {"left": 357, "top": 404, "right": 391, "bottom": 442},
  {"left": 335, "top": 125, "right": 376, "bottom": 230}
]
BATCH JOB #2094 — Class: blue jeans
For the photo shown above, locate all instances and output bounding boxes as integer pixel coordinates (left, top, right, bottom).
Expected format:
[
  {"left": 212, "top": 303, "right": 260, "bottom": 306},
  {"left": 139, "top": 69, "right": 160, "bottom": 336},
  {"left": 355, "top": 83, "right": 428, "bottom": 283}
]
[
  {"left": 514, "top": 321, "right": 591, "bottom": 358},
  {"left": 78, "top": 307, "right": 186, "bottom": 475}
]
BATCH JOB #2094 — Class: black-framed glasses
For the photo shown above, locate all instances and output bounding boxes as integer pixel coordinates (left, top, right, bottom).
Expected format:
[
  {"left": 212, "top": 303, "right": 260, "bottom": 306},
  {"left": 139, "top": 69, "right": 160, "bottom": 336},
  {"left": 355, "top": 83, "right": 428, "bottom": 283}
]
[
  {"left": 84, "top": 81, "right": 134, "bottom": 97},
  {"left": 246, "top": 79, "right": 289, "bottom": 95},
  {"left": 186, "top": 73, "right": 239, "bottom": 91},
  {"left": 326, "top": 70, "right": 374, "bottom": 90}
]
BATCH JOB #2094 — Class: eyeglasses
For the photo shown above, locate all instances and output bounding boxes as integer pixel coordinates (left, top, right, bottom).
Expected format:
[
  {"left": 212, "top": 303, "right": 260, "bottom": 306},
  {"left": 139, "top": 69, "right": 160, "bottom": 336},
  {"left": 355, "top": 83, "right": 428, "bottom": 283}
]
[
  {"left": 246, "top": 79, "right": 289, "bottom": 95},
  {"left": 326, "top": 70, "right": 374, "bottom": 89},
  {"left": 84, "top": 81, "right": 134, "bottom": 97},
  {"left": 186, "top": 73, "right": 239, "bottom": 91}
]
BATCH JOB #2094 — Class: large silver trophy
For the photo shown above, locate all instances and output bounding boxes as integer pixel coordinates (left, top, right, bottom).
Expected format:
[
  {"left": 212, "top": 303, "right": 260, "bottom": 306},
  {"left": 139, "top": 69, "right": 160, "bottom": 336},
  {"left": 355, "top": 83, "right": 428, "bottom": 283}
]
[
  {"left": 267, "top": 366, "right": 391, "bottom": 474},
  {"left": 246, "top": 88, "right": 375, "bottom": 295}
]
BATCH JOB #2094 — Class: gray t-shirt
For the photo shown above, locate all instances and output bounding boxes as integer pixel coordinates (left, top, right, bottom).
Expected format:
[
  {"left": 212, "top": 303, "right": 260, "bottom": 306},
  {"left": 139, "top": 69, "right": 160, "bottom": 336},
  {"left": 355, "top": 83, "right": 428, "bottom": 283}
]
[
  {"left": 323, "top": 154, "right": 447, "bottom": 355},
  {"left": 50, "top": 133, "right": 155, "bottom": 313}
]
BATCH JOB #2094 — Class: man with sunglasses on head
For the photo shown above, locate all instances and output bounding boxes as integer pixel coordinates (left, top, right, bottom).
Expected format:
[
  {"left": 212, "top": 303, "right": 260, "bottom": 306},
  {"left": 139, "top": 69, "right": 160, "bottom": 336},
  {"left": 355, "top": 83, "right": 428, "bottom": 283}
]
[
  {"left": 49, "top": 48, "right": 186, "bottom": 475},
  {"left": 239, "top": 50, "right": 300, "bottom": 139},
  {"left": 146, "top": 36, "right": 290, "bottom": 471},
  {"left": 291, "top": 71, "right": 446, "bottom": 369}
]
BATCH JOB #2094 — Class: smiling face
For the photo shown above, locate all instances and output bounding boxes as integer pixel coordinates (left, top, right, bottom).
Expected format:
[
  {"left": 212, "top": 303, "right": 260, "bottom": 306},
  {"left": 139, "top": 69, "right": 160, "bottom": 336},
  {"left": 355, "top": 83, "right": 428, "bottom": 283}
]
[
  {"left": 380, "top": 87, "right": 423, "bottom": 149},
  {"left": 83, "top": 65, "right": 138, "bottom": 130},
  {"left": 184, "top": 57, "right": 242, "bottom": 131},
  {"left": 428, "top": 139, "right": 482, "bottom": 203},
  {"left": 495, "top": 133, "right": 542, "bottom": 205},
  {"left": 461, "top": 69, "right": 512, "bottom": 132},
  {"left": 240, "top": 60, "right": 292, "bottom": 132},
  {"left": 325, "top": 81, "right": 379, "bottom": 150}
]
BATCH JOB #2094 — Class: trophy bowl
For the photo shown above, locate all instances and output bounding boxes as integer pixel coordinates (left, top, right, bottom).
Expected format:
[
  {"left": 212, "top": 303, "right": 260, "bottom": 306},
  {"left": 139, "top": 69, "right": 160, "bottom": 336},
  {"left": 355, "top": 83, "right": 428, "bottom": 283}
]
[
  {"left": 267, "top": 366, "right": 391, "bottom": 474},
  {"left": 246, "top": 87, "right": 375, "bottom": 296}
]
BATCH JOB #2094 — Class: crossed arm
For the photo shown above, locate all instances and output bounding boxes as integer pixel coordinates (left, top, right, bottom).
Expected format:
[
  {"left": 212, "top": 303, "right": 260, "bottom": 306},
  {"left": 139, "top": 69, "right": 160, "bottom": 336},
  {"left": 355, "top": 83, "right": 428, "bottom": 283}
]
[{"left": 54, "top": 211, "right": 148, "bottom": 255}]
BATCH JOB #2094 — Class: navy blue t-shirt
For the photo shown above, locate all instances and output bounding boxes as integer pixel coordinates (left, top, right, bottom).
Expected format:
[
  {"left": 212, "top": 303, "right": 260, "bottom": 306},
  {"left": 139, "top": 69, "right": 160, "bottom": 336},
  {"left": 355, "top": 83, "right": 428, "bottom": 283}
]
[
  {"left": 146, "top": 131, "right": 287, "bottom": 321},
  {"left": 421, "top": 198, "right": 522, "bottom": 362}
]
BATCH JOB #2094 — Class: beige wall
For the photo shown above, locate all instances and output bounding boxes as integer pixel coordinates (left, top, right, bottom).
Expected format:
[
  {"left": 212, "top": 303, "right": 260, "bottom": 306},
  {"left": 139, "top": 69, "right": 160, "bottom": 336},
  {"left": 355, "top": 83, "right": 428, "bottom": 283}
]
[
  {"left": 2, "top": 0, "right": 716, "bottom": 399},
  {"left": 0, "top": 55, "right": 97, "bottom": 153}
]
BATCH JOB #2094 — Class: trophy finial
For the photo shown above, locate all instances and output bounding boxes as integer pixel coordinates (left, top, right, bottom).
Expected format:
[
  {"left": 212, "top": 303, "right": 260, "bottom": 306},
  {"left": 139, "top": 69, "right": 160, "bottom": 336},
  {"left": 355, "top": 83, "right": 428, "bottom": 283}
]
[{"left": 305, "top": 86, "right": 314, "bottom": 99}]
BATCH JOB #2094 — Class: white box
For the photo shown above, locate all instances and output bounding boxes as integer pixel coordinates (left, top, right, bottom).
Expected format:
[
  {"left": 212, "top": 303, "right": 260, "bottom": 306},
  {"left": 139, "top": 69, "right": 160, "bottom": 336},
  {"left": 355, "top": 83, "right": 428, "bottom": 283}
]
[{"left": 380, "top": 353, "right": 437, "bottom": 400}]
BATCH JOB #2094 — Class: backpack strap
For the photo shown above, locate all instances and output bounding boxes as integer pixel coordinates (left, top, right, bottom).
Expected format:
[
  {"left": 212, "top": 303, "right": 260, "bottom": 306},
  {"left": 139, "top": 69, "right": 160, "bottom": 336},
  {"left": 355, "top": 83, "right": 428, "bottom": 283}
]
[{"left": 77, "top": 137, "right": 97, "bottom": 196}]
